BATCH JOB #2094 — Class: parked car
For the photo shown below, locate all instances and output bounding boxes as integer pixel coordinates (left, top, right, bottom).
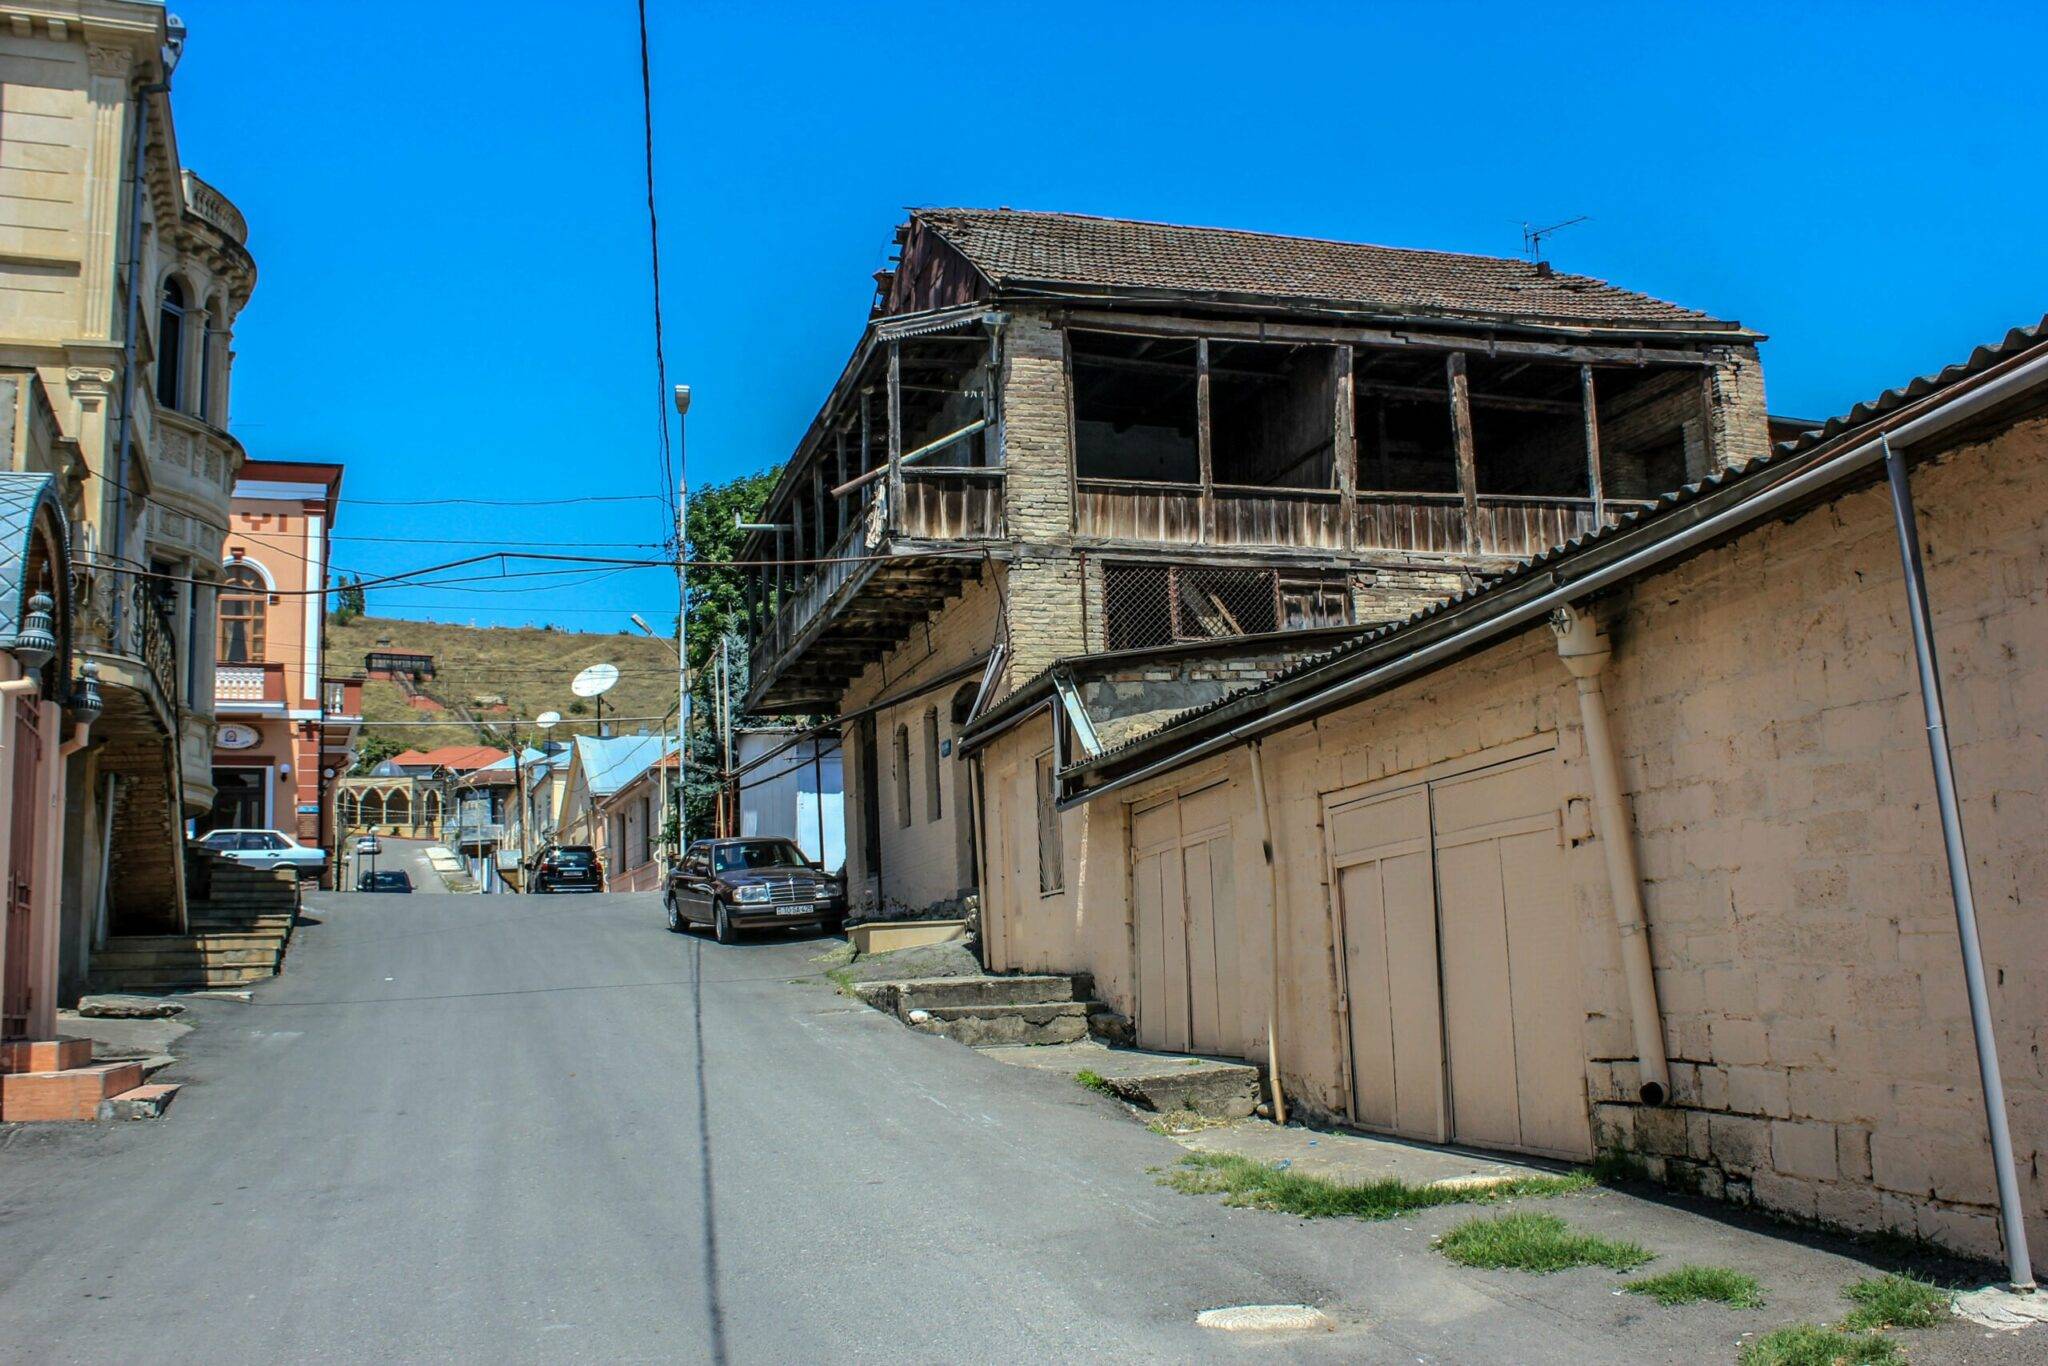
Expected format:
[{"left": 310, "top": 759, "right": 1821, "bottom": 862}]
[
  {"left": 664, "top": 837, "right": 843, "bottom": 944},
  {"left": 528, "top": 844, "right": 603, "bottom": 894},
  {"left": 194, "top": 828, "right": 328, "bottom": 879},
  {"left": 358, "top": 869, "right": 412, "bottom": 894},
  {"left": 356, "top": 834, "right": 382, "bottom": 855}
]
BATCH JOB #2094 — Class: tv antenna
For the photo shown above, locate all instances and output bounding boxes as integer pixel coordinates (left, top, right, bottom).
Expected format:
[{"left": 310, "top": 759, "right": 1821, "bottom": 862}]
[{"left": 1521, "top": 215, "right": 1590, "bottom": 260}]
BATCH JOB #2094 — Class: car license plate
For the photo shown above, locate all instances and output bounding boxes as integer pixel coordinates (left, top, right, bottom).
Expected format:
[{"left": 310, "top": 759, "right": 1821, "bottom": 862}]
[{"left": 776, "top": 904, "right": 813, "bottom": 916}]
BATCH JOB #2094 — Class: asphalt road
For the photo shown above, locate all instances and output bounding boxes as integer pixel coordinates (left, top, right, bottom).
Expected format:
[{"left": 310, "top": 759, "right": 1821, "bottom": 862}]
[{"left": 0, "top": 889, "right": 2026, "bottom": 1364}]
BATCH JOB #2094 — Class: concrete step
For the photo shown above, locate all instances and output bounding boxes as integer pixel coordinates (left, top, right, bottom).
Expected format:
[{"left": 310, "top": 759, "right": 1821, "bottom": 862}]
[
  {"left": 92, "top": 946, "right": 281, "bottom": 969},
  {"left": 89, "top": 963, "right": 277, "bottom": 990},
  {"left": 0, "top": 1060, "right": 146, "bottom": 1121},
  {"left": 186, "top": 916, "right": 294, "bottom": 932},
  {"left": 100, "top": 1082, "right": 181, "bottom": 1120},
  {"left": 1097, "top": 1059, "right": 1262, "bottom": 1120},
  {"left": 104, "top": 933, "right": 283, "bottom": 952},
  {"left": 892, "top": 975, "right": 1082, "bottom": 1011},
  {"left": 0, "top": 1036, "right": 94, "bottom": 1072},
  {"left": 913, "top": 1001, "right": 1093, "bottom": 1047}
]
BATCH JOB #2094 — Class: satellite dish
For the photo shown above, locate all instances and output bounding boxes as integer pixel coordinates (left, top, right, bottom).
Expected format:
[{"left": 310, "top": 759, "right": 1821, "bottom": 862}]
[
  {"left": 535, "top": 710, "right": 561, "bottom": 729},
  {"left": 570, "top": 663, "right": 620, "bottom": 699}
]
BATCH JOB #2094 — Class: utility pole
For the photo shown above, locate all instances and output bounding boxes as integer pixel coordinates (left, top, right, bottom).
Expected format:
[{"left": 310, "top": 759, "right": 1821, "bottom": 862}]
[
  {"left": 718, "top": 635, "right": 732, "bottom": 836},
  {"left": 674, "top": 384, "right": 692, "bottom": 856}
]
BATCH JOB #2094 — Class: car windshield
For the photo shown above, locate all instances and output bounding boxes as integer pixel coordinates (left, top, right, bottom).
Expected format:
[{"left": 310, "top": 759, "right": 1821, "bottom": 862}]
[
  {"left": 714, "top": 842, "right": 807, "bottom": 873},
  {"left": 553, "top": 849, "right": 593, "bottom": 867},
  {"left": 371, "top": 872, "right": 410, "bottom": 890}
]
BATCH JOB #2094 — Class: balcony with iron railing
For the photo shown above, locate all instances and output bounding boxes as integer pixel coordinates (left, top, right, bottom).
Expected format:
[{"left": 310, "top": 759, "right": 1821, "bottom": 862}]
[{"left": 72, "top": 567, "right": 180, "bottom": 736}]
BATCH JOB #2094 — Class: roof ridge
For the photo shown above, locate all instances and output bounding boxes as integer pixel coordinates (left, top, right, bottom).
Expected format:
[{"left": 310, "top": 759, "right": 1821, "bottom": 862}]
[{"left": 915, "top": 205, "right": 1617, "bottom": 283}]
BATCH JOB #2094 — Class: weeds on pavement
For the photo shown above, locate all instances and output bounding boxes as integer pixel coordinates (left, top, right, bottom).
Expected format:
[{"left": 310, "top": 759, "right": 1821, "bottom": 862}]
[
  {"left": 1434, "top": 1210, "right": 1652, "bottom": 1273},
  {"left": 1075, "top": 1069, "right": 1114, "bottom": 1096},
  {"left": 1163, "top": 1152, "right": 1591, "bottom": 1222},
  {"left": 1624, "top": 1264, "right": 1764, "bottom": 1308},
  {"left": 1840, "top": 1272, "right": 1951, "bottom": 1330},
  {"left": 1737, "top": 1324, "right": 1902, "bottom": 1365}
]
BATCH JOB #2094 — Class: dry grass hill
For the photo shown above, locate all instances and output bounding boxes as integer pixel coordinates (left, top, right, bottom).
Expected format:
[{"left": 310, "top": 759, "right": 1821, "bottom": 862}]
[{"left": 327, "top": 614, "right": 680, "bottom": 758}]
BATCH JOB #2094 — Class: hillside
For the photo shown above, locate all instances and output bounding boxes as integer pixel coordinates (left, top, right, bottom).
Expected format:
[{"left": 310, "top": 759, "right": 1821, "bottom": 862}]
[{"left": 327, "top": 615, "right": 681, "bottom": 761}]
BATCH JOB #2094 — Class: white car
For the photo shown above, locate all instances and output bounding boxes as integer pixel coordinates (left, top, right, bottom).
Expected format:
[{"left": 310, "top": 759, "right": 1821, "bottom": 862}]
[{"left": 195, "top": 828, "right": 329, "bottom": 879}]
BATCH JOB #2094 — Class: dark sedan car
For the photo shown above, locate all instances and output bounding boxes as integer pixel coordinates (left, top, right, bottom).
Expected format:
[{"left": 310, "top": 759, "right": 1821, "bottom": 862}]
[
  {"left": 664, "top": 838, "right": 842, "bottom": 944},
  {"left": 358, "top": 870, "right": 412, "bottom": 894}
]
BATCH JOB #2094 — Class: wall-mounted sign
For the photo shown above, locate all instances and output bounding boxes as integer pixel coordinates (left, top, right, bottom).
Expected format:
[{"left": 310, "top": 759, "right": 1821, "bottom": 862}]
[
  {"left": 217, "top": 723, "right": 261, "bottom": 750},
  {"left": 296, "top": 804, "right": 319, "bottom": 815}
]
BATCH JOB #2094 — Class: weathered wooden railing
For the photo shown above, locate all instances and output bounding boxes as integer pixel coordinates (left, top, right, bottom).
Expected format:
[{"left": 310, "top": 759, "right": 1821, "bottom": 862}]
[{"left": 894, "top": 467, "right": 1005, "bottom": 541}]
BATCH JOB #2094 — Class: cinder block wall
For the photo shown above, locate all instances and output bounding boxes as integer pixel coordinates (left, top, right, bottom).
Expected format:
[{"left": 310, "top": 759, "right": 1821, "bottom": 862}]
[
  {"left": 994, "top": 415, "right": 2048, "bottom": 1270},
  {"left": 999, "top": 312, "right": 1088, "bottom": 682}
]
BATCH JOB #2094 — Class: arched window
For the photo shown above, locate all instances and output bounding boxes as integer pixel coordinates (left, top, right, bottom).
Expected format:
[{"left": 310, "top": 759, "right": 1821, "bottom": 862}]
[
  {"left": 386, "top": 790, "right": 412, "bottom": 826},
  {"left": 156, "top": 278, "right": 186, "bottom": 410},
  {"left": 219, "top": 564, "right": 266, "bottom": 662},
  {"left": 922, "top": 707, "right": 941, "bottom": 823},
  {"left": 199, "top": 293, "right": 224, "bottom": 423},
  {"left": 360, "top": 791, "right": 385, "bottom": 827}
]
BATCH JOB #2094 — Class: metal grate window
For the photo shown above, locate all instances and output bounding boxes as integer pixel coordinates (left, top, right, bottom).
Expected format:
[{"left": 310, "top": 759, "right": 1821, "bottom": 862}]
[{"left": 1102, "top": 562, "right": 1349, "bottom": 650}]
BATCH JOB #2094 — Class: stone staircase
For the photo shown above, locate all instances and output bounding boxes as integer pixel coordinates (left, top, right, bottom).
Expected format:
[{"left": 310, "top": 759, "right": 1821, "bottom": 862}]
[
  {"left": 856, "top": 973, "right": 1101, "bottom": 1047},
  {"left": 96, "top": 724, "right": 187, "bottom": 935},
  {"left": 0, "top": 1036, "right": 177, "bottom": 1122},
  {"left": 88, "top": 850, "right": 300, "bottom": 994}
]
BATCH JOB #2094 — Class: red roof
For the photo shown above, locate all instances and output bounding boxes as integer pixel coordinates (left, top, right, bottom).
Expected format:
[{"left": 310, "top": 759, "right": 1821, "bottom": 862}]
[{"left": 390, "top": 745, "right": 507, "bottom": 772}]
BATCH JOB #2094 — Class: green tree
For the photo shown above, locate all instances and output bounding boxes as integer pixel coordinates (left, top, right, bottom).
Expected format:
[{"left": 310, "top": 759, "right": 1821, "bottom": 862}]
[
  {"left": 350, "top": 733, "right": 402, "bottom": 776},
  {"left": 333, "top": 573, "right": 367, "bottom": 624},
  {"left": 679, "top": 469, "right": 777, "bottom": 835}
]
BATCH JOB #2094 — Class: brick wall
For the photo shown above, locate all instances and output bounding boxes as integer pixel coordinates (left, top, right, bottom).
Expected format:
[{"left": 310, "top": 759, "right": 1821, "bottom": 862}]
[{"left": 986, "top": 413, "right": 2048, "bottom": 1270}]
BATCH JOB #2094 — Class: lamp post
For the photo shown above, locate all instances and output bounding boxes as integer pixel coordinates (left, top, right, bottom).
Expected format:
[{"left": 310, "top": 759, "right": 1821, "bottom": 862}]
[{"left": 673, "top": 384, "right": 691, "bottom": 856}]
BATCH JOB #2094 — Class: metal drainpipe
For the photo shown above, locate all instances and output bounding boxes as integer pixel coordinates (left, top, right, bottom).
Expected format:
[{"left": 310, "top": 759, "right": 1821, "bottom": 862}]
[
  {"left": 110, "top": 81, "right": 168, "bottom": 635},
  {"left": 1551, "top": 604, "right": 1670, "bottom": 1106},
  {"left": 1245, "top": 740, "right": 1288, "bottom": 1125},
  {"left": 1881, "top": 434, "right": 2035, "bottom": 1291}
]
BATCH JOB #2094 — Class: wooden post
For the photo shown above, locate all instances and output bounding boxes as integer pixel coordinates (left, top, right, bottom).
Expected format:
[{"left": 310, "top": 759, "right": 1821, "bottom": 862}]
[
  {"left": 1447, "top": 352, "right": 1479, "bottom": 553},
  {"left": 859, "top": 387, "right": 873, "bottom": 511},
  {"left": 1332, "top": 345, "right": 1357, "bottom": 552},
  {"left": 886, "top": 340, "right": 905, "bottom": 530},
  {"left": 1196, "top": 336, "right": 1214, "bottom": 544},
  {"left": 834, "top": 424, "right": 849, "bottom": 534},
  {"left": 810, "top": 461, "right": 826, "bottom": 556},
  {"left": 1581, "top": 364, "right": 1605, "bottom": 524}
]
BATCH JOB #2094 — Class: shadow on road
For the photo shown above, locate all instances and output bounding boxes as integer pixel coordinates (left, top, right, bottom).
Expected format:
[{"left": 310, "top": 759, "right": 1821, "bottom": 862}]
[{"left": 690, "top": 933, "right": 730, "bottom": 1365}]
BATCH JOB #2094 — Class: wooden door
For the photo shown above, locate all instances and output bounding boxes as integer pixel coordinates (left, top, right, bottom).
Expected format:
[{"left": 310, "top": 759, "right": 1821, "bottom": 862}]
[
  {"left": 1431, "top": 756, "right": 1589, "bottom": 1158},
  {"left": 1325, "top": 746, "right": 1589, "bottom": 1159},
  {"left": 1129, "top": 796, "right": 1188, "bottom": 1052},
  {"left": 1176, "top": 783, "right": 1238, "bottom": 1056},
  {"left": 3, "top": 698, "right": 43, "bottom": 1038},
  {"left": 1328, "top": 785, "right": 1445, "bottom": 1141}
]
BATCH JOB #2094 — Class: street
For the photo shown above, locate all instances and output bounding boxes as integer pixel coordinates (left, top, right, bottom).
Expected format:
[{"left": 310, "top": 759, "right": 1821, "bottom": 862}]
[{"left": 0, "top": 889, "right": 2024, "bottom": 1364}]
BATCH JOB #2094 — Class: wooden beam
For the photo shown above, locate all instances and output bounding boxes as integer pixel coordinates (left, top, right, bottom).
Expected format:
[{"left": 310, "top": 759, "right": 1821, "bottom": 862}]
[
  {"left": 886, "top": 340, "right": 905, "bottom": 526},
  {"left": 1196, "top": 336, "right": 1214, "bottom": 545},
  {"left": 1447, "top": 352, "right": 1479, "bottom": 553},
  {"left": 834, "top": 425, "right": 849, "bottom": 531},
  {"left": 1332, "top": 345, "right": 1357, "bottom": 553},
  {"left": 1581, "top": 363, "right": 1604, "bottom": 523},
  {"left": 1355, "top": 380, "right": 1579, "bottom": 415}
]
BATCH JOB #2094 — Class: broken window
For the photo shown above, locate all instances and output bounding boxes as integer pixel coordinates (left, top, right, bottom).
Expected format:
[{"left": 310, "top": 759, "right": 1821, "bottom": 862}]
[
  {"left": 1102, "top": 562, "right": 1350, "bottom": 650},
  {"left": 1353, "top": 361, "right": 1458, "bottom": 494},
  {"left": 1465, "top": 355, "right": 1587, "bottom": 498},
  {"left": 1071, "top": 332, "right": 1199, "bottom": 483},
  {"left": 1035, "top": 750, "right": 1063, "bottom": 895}
]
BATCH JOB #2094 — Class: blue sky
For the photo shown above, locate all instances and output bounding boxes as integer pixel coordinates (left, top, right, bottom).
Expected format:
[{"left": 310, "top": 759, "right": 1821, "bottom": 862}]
[{"left": 167, "top": 1, "right": 2047, "bottom": 631}]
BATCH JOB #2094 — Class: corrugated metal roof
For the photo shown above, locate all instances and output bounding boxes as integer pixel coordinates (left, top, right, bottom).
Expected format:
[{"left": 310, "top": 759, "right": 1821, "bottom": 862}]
[{"left": 1081, "top": 313, "right": 2048, "bottom": 770}]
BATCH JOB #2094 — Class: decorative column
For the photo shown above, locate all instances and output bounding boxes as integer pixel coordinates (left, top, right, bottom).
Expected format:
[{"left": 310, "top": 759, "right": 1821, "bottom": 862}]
[{"left": 79, "top": 44, "right": 135, "bottom": 341}]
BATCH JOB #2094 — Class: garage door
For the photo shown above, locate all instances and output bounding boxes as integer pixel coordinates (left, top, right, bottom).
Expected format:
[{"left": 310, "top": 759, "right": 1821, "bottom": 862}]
[
  {"left": 1327, "top": 747, "right": 1590, "bottom": 1159},
  {"left": 1130, "top": 781, "right": 1241, "bottom": 1056}
]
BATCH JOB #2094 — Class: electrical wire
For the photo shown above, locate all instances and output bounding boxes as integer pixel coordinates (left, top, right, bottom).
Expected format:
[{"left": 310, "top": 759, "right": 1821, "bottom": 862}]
[{"left": 635, "top": 0, "right": 677, "bottom": 534}]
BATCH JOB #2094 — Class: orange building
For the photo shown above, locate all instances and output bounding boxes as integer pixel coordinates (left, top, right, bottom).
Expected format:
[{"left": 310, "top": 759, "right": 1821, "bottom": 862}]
[{"left": 207, "top": 460, "right": 361, "bottom": 863}]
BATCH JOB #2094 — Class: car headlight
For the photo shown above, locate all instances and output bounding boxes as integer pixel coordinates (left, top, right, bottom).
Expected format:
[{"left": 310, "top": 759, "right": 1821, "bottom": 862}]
[
  {"left": 815, "top": 888, "right": 835, "bottom": 901},
  {"left": 733, "top": 884, "right": 769, "bottom": 904}
]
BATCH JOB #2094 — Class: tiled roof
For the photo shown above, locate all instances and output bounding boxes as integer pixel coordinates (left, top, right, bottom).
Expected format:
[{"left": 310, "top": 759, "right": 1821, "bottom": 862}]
[
  {"left": 391, "top": 745, "right": 507, "bottom": 771},
  {"left": 914, "top": 208, "right": 1743, "bottom": 333},
  {"left": 1081, "top": 313, "right": 2048, "bottom": 772}
]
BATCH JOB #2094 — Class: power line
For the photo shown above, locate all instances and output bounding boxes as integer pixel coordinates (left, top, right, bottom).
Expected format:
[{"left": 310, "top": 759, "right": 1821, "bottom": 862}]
[
  {"left": 636, "top": 0, "right": 677, "bottom": 533},
  {"left": 339, "top": 494, "right": 666, "bottom": 508}
]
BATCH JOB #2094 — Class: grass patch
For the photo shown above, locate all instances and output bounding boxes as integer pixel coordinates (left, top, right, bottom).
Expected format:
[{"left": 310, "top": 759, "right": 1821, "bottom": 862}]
[
  {"left": 822, "top": 966, "right": 858, "bottom": 995},
  {"left": 1624, "top": 1264, "right": 1764, "bottom": 1308},
  {"left": 1147, "top": 1114, "right": 1229, "bottom": 1136},
  {"left": 1737, "top": 1324, "right": 1902, "bottom": 1365},
  {"left": 811, "top": 942, "right": 857, "bottom": 968},
  {"left": 1589, "top": 1148, "right": 1650, "bottom": 1186},
  {"left": 1075, "top": 1069, "right": 1115, "bottom": 1096},
  {"left": 1162, "top": 1152, "right": 1591, "bottom": 1222},
  {"left": 1841, "top": 1272, "right": 1951, "bottom": 1330},
  {"left": 1435, "top": 1210, "right": 1652, "bottom": 1273}
]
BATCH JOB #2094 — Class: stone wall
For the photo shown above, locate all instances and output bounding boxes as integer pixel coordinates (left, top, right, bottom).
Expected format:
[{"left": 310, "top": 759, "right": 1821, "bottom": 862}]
[{"left": 985, "top": 413, "right": 2048, "bottom": 1270}]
